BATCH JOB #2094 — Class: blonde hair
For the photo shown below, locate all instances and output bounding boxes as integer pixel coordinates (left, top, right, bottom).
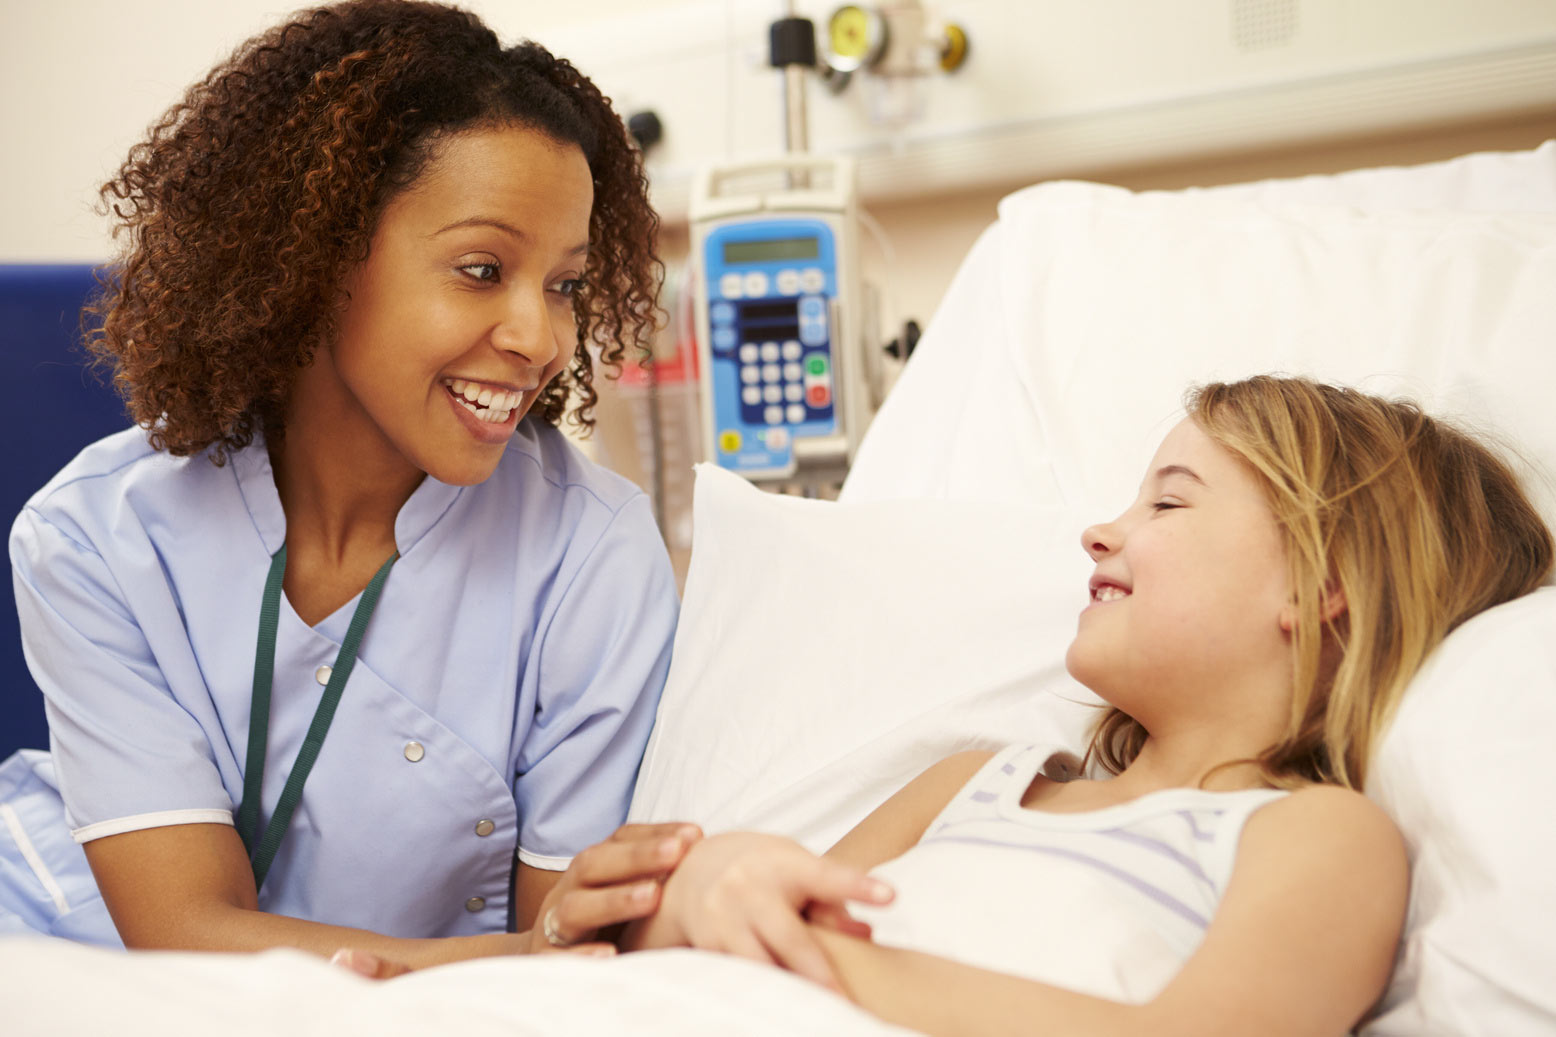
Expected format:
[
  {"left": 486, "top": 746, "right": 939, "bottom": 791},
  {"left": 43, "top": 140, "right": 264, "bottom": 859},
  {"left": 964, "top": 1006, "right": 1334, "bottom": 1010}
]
[{"left": 1089, "top": 376, "right": 1554, "bottom": 790}]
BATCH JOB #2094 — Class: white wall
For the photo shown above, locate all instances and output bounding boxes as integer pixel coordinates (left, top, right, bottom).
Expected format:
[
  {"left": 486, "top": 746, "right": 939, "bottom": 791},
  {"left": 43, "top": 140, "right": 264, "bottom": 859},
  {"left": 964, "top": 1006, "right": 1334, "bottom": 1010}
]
[
  {"left": 0, "top": 0, "right": 650, "bottom": 262},
  {"left": 4, "top": 0, "right": 1555, "bottom": 263}
]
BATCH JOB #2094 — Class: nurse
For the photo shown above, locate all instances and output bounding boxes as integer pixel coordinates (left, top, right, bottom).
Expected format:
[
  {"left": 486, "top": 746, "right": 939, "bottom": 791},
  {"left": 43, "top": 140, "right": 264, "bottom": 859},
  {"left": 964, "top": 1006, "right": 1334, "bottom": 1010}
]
[{"left": 5, "top": 0, "right": 694, "bottom": 964}]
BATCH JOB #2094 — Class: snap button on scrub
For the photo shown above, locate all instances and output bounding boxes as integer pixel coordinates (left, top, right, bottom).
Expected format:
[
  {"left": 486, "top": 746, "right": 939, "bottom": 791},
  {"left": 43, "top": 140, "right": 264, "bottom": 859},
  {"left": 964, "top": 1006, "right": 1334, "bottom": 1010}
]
[
  {"left": 465, "top": 896, "right": 485, "bottom": 912},
  {"left": 403, "top": 741, "right": 425, "bottom": 763},
  {"left": 474, "top": 819, "right": 495, "bottom": 837},
  {"left": 314, "top": 665, "right": 332, "bottom": 686}
]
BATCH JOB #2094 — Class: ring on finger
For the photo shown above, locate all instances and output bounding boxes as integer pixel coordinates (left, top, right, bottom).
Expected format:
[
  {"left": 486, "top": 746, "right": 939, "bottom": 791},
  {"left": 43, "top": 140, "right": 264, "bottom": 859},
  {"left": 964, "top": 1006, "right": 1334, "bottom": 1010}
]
[{"left": 541, "top": 906, "right": 573, "bottom": 948}]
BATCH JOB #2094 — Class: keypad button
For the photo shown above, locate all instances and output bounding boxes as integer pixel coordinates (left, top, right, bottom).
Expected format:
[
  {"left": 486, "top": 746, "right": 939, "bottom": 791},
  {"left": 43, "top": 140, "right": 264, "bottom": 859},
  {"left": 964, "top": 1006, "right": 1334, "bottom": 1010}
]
[
  {"left": 776, "top": 269, "right": 801, "bottom": 295},
  {"left": 786, "top": 404, "right": 807, "bottom": 424},
  {"left": 719, "top": 430, "right": 742, "bottom": 453},
  {"left": 807, "top": 383, "right": 832, "bottom": 407},
  {"left": 742, "top": 386, "right": 762, "bottom": 405},
  {"left": 798, "top": 296, "right": 826, "bottom": 320},
  {"left": 763, "top": 384, "right": 783, "bottom": 404},
  {"left": 764, "top": 405, "right": 784, "bottom": 425},
  {"left": 739, "top": 343, "right": 759, "bottom": 363},
  {"left": 762, "top": 364, "right": 781, "bottom": 383},
  {"left": 741, "top": 366, "right": 761, "bottom": 384},
  {"left": 800, "top": 267, "right": 826, "bottom": 293},
  {"left": 719, "top": 273, "right": 744, "bottom": 299},
  {"left": 765, "top": 427, "right": 789, "bottom": 449},
  {"left": 783, "top": 362, "right": 802, "bottom": 382},
  {"left": 781, "top": 340, "right": 803, "bottom": 361},
  {"left": 760, "top": 341, "right": 780, "bottom": 362},
  {"left": 743, "top": 271, "right": 769, "bottom": 297},
  {"left": 712, "top": 327, "right": 737, "bottom": 350},
  {"left": 784, "top": 383, "right": 804, "bottom": 403},
  {"left": 805, "top": 355, "right": 829, "bottom": 377},
  {"left": 711, "top": 301, "right": 735, "bottom": 325}
]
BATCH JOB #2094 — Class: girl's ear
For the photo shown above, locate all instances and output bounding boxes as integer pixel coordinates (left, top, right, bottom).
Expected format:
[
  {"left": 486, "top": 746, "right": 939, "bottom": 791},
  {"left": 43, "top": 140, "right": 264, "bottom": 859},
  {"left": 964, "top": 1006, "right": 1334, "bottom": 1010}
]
[
  {"left": 1319, "top": 583, "right": 1348, "bottom": 623},
  {"left": 1278, "top": 583, "right": 1348, "bottom": 633}
]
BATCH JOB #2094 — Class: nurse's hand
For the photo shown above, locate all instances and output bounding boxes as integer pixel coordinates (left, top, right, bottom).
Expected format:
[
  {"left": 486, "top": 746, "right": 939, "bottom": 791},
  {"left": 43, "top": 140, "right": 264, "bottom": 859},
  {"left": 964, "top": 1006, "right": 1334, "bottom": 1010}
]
[
  {"left": 628, "top": 831, "right": 893, "bottom": 992},
  {"left": 525, "top": 822, "right": 703, "bottom": 955}
]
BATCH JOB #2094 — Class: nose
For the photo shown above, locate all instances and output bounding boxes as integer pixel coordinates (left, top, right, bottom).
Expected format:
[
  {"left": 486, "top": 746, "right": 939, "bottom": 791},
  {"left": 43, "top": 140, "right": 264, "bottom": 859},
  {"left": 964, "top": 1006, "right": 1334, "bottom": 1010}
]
[
  {"left": 1081, "top": 519, "right": 1121, "bottom": 561},
  {"left": 490, "top": 285, "right": 562, "bottom": 370}
]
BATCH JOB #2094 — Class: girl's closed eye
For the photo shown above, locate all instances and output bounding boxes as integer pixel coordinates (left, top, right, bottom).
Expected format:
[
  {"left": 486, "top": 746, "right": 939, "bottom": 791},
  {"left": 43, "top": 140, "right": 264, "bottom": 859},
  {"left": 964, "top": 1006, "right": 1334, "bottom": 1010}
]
[{"left": 1151, "top": 500, "right": 1184, "bottom": 512}]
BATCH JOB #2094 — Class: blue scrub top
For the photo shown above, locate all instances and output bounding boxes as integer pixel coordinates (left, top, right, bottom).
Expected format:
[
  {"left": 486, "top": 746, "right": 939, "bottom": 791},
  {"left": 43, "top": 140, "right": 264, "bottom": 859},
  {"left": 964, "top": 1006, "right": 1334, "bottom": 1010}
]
[{"left": 8, "top": 420, "right": 678, "bottom": 939}]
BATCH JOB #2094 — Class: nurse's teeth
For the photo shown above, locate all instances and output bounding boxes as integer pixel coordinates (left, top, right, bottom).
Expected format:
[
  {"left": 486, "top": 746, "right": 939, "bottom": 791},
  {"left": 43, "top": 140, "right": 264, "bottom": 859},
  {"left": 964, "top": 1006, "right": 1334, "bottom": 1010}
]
[
  {"left": 1095, "top": 585, "right": 1128, "bottom": 602},
  {"left": 453, "top": 393, "right": 514, "bottom": 424},
  {"left": 445, "top": 380, "right": 524, "bottom": 422}
]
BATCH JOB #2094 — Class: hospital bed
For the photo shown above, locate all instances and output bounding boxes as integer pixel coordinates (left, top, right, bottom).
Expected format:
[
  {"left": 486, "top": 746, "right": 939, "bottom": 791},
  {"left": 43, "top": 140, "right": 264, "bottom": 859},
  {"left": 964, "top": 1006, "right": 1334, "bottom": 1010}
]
[{"left": 5, "top": 141, "right": 1556, "bottom": 1035}]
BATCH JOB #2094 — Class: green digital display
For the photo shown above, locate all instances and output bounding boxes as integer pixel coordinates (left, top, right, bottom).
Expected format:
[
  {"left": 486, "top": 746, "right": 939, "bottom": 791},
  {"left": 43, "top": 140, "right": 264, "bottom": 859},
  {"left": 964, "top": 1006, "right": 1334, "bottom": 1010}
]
[{"left": 723, "top": 236, "right": 821, "bottom": 264}]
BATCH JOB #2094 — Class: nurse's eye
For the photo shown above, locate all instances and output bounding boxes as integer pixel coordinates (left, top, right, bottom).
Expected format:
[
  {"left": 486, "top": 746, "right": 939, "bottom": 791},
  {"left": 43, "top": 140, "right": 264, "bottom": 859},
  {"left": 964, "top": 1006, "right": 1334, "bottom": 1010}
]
[
  {"left": 459, "top": 261, "right": 501, "bottom": 283},
  {"left": 1151, "top": 500, "right": 1183, "bottom": 513},
  {"left": 551, "top": 277, "right": 586, "bottom": 298}
]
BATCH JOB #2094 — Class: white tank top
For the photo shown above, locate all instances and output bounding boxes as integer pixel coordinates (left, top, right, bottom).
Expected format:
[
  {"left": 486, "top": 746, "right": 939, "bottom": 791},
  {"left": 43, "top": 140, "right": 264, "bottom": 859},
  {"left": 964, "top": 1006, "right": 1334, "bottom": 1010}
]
[{"left": 851, "top": 744, "right": 1288, "bottom": 1004}]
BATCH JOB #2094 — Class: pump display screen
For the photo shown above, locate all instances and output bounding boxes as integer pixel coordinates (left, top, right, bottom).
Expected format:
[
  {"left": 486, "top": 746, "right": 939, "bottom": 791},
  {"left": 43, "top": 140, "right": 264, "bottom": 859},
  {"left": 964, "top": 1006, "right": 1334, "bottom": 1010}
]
[{"left": 722, "top": 237, "right": 820, "bottom": 264}]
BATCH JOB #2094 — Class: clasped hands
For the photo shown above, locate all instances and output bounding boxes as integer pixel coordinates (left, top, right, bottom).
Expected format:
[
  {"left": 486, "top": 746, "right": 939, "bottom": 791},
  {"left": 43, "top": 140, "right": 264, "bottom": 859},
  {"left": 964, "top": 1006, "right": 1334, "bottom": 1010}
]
[
  {"left": 331, "top": 824, "right": 892, "bottom": 990},
  {"left": 622, "top": 830, "right": 895, "bottom": 992}
]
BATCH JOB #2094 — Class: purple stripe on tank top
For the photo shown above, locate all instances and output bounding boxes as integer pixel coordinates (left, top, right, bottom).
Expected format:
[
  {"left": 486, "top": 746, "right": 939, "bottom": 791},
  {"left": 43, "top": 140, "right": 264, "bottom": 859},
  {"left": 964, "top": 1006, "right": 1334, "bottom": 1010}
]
[
  {"left": 1098, "top": 828, "right": 1213, "bottom": 888},
  {"left": 922, "top": 833, "right": 1211, "bottom": 930},
  {"left": 1001, "top": 762, "right": 1018, "bottom": 775},
  {"left": 970, "top": 790, "right": 1001, "bottom": 804},
  {"left": 1179, "top": 810, "right": 1217, "bottom": 842}
]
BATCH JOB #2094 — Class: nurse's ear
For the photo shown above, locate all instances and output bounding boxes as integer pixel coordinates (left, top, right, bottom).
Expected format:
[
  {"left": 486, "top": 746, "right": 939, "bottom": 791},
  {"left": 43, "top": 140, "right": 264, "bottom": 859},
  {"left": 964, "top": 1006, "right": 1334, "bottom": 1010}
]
[{"left": 1278, "top": 582, "right": 1347, "bottom": 633}]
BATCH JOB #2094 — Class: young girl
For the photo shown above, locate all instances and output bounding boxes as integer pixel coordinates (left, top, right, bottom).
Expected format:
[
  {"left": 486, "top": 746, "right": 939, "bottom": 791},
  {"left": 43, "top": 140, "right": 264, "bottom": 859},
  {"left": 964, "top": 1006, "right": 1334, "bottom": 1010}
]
[
  {"left": 3, "top": 0, "right": 699, "bottom": 965},
  {"left": 627, "top": 375, "right": 1555, "bottom": 1033}
]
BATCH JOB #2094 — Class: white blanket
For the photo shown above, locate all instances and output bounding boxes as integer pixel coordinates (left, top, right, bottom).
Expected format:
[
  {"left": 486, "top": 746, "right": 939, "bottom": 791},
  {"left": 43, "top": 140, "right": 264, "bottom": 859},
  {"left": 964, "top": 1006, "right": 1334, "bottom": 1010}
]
[{"left": 0, "top": 936, "right": 917, "bottom": 1036}]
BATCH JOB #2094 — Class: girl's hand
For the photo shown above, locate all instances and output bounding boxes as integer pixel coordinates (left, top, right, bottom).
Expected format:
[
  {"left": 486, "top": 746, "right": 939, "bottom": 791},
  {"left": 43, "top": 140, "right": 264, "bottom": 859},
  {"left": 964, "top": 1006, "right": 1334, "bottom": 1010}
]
[
  {"left": 654, "top": 832, "right": 894, "bottom": 991},
  {"left": 526, "top": 822, "right": 703, "bottom": 955}
]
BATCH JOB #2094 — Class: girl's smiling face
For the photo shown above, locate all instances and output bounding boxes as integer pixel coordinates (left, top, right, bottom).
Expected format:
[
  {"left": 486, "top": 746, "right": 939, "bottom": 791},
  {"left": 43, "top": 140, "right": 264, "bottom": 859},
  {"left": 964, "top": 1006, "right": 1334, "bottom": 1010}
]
[
  {"left": 1065, "top": 418, "right": 1295, "bottom": 730},
  {"left": 316, "top": 124, "right": 594, "bottom": 486}
]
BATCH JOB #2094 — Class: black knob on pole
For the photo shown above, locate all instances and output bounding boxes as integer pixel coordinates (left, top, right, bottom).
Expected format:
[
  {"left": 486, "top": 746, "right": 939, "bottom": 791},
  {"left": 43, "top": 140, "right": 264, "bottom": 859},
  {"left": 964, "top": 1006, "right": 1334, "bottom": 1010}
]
[
  {"left": 626, "top": 110, "right": 664, "bottom": 154},
  {"left": 769, "top": 16, "right": 817, "bottom": 68}
]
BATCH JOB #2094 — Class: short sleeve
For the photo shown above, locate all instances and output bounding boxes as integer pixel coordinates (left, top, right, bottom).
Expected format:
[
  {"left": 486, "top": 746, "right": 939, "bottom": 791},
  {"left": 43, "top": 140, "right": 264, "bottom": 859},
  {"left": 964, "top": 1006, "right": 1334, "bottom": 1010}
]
[
  {"left": 10, "top": 508, "right": 234, "bottom": 842},
  {"left": 512, "top": 494, "right": 678, "bottom": 868}
]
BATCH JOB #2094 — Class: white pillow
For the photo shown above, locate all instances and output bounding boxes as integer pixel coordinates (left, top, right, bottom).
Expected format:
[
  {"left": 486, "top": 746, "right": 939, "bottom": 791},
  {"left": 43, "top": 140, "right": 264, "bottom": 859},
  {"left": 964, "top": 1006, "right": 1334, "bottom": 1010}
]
[
  {"left": 1364, "top": 587, "right": 1556, "bottom": 1036},
  {"left": 843, "top": 160, "right": 1556, "bottom": 552},
  {"left": 628, "top": 464, "right": 1101, "bottom": 852},
  {"left": 634, "top": 464, "right": 1556, "bottom": 1033},
  {"left": 1189, "top": 139, "right": 1556, "bottom": 213}
]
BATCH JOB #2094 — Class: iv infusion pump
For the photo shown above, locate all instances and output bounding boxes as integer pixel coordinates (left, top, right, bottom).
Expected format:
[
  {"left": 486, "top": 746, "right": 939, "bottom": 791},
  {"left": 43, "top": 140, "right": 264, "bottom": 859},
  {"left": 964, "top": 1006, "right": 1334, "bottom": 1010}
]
[{"left": 691, "top": 155, "right": 871, "bottom": 484}]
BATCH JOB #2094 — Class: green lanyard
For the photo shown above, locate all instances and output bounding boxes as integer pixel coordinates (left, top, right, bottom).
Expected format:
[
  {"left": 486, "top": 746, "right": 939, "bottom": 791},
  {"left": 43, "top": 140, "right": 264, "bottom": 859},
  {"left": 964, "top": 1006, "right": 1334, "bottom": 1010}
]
[{"left": 235, "top": 543, "right": 398, "bottom": 892}]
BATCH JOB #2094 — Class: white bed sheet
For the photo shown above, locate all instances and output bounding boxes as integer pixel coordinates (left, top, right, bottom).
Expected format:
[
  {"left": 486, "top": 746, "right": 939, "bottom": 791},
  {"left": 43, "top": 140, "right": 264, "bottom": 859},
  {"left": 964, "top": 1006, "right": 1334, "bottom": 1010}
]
[{"left": 0, "top": 936, "right": 915, "bottom": 1036}]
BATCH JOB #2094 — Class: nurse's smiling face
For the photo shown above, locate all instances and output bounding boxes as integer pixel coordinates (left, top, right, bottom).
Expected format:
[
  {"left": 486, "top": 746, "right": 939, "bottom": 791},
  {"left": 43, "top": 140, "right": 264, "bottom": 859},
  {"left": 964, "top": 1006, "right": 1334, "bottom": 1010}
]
[{"left": 321, "top": 124, "right": 593, "bottom": 486}]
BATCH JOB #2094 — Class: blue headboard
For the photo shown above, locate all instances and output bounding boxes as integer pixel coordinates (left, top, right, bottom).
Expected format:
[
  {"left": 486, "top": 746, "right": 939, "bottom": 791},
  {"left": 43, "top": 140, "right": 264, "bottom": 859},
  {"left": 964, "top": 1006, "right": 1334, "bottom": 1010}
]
[{"left": 1, "top": 265, "right": 132, "bottom": 758}]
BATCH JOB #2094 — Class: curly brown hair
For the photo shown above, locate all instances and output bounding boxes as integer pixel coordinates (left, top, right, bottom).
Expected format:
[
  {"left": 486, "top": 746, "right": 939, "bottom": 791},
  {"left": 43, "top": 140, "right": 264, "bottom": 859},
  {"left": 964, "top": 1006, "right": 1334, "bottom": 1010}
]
[{"left": 89, "top": 0, "right": 661, "bottom": 462}]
